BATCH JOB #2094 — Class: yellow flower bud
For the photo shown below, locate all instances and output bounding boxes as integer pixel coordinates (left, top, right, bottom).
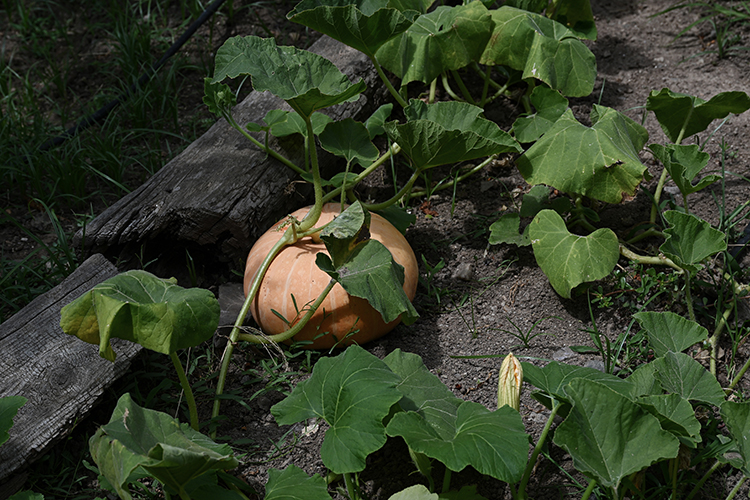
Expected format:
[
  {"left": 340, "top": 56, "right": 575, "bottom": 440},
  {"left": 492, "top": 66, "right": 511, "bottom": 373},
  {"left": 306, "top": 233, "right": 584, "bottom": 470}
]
[{"left": 498, "top": 353, "right": 523, "bottom": 411}]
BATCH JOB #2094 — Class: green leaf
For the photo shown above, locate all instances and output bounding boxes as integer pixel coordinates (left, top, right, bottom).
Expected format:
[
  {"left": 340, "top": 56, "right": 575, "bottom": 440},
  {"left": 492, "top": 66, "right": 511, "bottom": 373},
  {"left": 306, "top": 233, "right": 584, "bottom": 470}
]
[
  {"left": 627, "top": 363, "right": 663, "bottom": 397},
  {"left": 720, "top": 402, "right": 750, "bottom": 476},
  {"left": 288, "top": 0, "right": 414, "bottom": 58},
  {"left": 633, "top": 311, "right": 708, "bottom": 357},
  {"left": 365, "top": 103, "right": 394, "bottom": 139},
  {"left": 384, "top": 100, "right": 521, "bottom": 170},
  {"left": 554, "top": 379, "right": 680, "bottom": 490},
  {"left": 480, "top": 6, "right": 596, "bottom": 97},
  {"left": 203, "top": 78, "right": 236, "bottom": 117},
  {"left": 646, "top": 88, "right": 750, "bottom": 143},
  {"left": 89, "top": 394, "right": 238, "bottom": 500},
  {"left": 519, "top": 184, "right": 571, "bottom": 218},
  {"left": 317, "top": 202, "right": 419, "bottom": 325},
  {"left": 319, "top": 118, "right": 379, "bottom": 166},
  {"left": 389, "top": 485, "right": 438, "bottom": 500},
  {"left": 0, "top": 395, "right": 26, "bottom": 446},
  {"left": 529, "top": 210, "right": 619, "bottom": 299},
  {"left": 212, "top": 36, "right": 366, "bottom": 118},
  {"left": 375, "top": 205, "right": 416, "bottom": 234},
  {"left": 648, "top": 144, "right": 720, "bottom": 198},
  {"left": 548, "top": 0, "right": 597, "bottom": 40},
  {"left": 269, "top": 111, "right": 333, "bottom": 138},
  {"left": 512, "top": 86, "right": 570, "bottom": 143},
  {"left": 383, "top": 349, "right": 528, "bottom": 483},
  {"left": 652, "top": 352, "right": 725, "bottom": 407},
  {"left": 637, "top": 394, "right": 702, "bottom": 447},
  {"left": 271, "top": 346, "right": 403, "bottom": 474},
  {"left": 376, "top": 1, "right": 494, "bottom": 85},
  {"left": 660, "top": 211, "right": 727, "bottom": 273},
  {"left": 517, "top": 106, "right": 650, "bottom": 203},
  {"left": 60, "top": 270, "right": 220, "bottom": 361},
  {"left": 7, "top": 492, "right": 44, "bottom": 500},
  {"left": 488, "top": 213, "right": 530, "bottom": 247},
  {"left": 265, "top": 466, "right": 333, "bottom": 500}
]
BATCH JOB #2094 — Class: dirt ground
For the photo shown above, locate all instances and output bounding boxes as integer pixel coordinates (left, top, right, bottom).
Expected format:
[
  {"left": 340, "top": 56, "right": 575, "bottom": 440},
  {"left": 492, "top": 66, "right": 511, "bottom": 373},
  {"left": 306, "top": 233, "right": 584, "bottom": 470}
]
[{"left": 6, "top": 0, "right": 750, "bottom": 498}]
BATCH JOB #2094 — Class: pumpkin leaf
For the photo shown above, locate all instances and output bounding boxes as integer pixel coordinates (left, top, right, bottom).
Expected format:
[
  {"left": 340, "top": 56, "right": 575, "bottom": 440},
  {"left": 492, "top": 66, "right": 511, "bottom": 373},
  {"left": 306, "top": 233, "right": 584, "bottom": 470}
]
[
  {"left": 287, "top": 0, "right": 415, "bottom": 58},
  {"left": 548, "top": 0, "right": 597, "bottom": 40},
  {"left": 647, "top": 143, "right": 720, "bottom": 198},
  {"left": 211, "top": 35, "right": 366, "bottom": 118},
  {"left": 529, "top": 209, "right": 620, "bottom": 299},
  {"left": 633, "top": 311, "right": 708, "bottom": 357},
  {"left": 388, "top": 485, "right": 438, "bottom": 500},
  {"left": 554, "top": 379, "right": 680, "bottom": 490},
  {"left": 203, "top": 78, "right": 236, "bottom": 117},
  {"left": 660, "top": 211, "right": 727, "bottom": 273},
  {"left": 268, "top": 111, "right": 333, "bottom": 138},
  {"left": 271, "top": 346, "right": 403, "bottom": 474},
  {"left": 512, "top": 86, "right": 570, "bottom": 143},
  {"left": 384, "top": 100, "right": 521, "bottom": 170},
  {"left": 637, "top": 394, "right": 702, "bottom": 447},
  {"left": 646, "top": 88, "right": 750, "bottom": 143},
  {"left": 519, "top": 185, "right": 571, "bottom": 218},
  {"left": 488, "top": 213, "right": 530, "bottom": 247},
  {"left": 319, "top": 118, "right": 380, "bottom": 166},
  {"left": 480, "top": 6, "right": 596, "bottom": 97},
  {"left": 265, "top": 466, "right": 333, "bottom": 500},
  {"left": 0, "top": 395, "right": 26, "bottom": 446},
  {"left": 517, "top": 106, "right": 650, "bottom": 203},
  {"left": 365, "top": 103, "right": 394, "bottom": 139},
  {"left": 375, "top": 205, "right": 416, "bottom": 234},
  {"left": 320, "top": 201, "right": 372, "bottom": 269},
  {"left": 60, "top": 270, "right": 220, "bottom": 361},
  {"left": 720, "top": 402, "right": 750, "bottom": 476},
  {"left": 376, "top": 1, "right": 494, "bottom": 85},
  {"left": 89, "top": 394, "right": 238, "bottom": 500},
  {"left": 652, "top": 352, "right": 725, "bottom": 407}
]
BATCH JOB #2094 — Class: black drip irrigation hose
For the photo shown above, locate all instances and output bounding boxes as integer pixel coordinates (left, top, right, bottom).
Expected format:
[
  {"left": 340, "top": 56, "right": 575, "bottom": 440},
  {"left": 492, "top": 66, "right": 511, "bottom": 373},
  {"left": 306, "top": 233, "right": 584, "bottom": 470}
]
[{"left": 36, "top": 0, "right": 229, "bottom": 154}]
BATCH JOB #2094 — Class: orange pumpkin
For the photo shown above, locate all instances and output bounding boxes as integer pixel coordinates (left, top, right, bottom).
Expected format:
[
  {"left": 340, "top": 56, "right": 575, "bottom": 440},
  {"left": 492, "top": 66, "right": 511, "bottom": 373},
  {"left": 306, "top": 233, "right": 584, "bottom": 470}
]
[{"left": 243, "top": 203, "right": 418, "bottom": 348}]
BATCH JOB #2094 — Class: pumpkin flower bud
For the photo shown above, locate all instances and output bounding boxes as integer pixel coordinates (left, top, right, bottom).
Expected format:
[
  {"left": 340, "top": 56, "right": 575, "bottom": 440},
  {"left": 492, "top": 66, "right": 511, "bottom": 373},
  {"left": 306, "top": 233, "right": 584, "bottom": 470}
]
[{"left": 498, "top": 353, "right": 523, "bottom": 411}]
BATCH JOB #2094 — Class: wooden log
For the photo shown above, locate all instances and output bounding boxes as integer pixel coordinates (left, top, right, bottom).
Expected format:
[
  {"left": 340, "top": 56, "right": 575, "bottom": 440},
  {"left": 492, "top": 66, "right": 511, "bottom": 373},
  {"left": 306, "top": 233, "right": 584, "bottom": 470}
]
[
  {"left": 75, "top": 35, "right": 388, "bottom": 266},
  {"left": 0, "top": 254, "right": 142, "bottom": 499}
]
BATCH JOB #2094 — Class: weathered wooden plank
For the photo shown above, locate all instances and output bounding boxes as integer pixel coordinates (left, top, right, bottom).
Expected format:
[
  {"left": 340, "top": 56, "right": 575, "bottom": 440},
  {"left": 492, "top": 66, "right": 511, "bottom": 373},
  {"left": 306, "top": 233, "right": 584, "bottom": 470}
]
[
  {"left": 75, "top": 35, "right": 388, "bottom": 264},
  {"left": 0, "top": 254, "right": 141, "bottom": 498}
]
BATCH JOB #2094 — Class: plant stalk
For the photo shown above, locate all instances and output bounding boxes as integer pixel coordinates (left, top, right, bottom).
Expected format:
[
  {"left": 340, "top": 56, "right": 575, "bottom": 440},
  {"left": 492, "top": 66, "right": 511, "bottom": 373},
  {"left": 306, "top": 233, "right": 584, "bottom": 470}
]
[
  {"left": 442, "top": 468, "right": 452, "bottom": 493},
  {"left": 409, "top": 155, "right": 496, "bottom": 199},
  {"left": 368, "top": 55, "right": 408, "bottom": 108},
  {"left": 619, "top": 245, "right": 684, "bottom": 273},
  {"left": 450, "top": 69, "right": 475, "bottom": 105},
  {"left": 321, "top": 143, "right": 401, "bottom": 205},
  {"left": 170, "top": 351, "right": 199, "bottom": 431},
  {"left": 517, "top": 399, "right": 562, "bottom": 499},
  {"left": 685, "top": 460, "right": 722, "bottom": 500},
  {"left": 580, "top": 479, "right": 597, "bottom": 500},
  {"left": 725, "top": 475, "right": 747, "bottom": 500}
]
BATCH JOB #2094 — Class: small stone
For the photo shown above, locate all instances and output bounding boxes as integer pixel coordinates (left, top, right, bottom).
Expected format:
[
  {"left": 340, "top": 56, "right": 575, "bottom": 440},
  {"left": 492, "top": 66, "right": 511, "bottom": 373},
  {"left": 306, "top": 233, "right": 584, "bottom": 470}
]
[
  {"left": 553, "top": 346, "right": 576, "bottom": 361},
  {"left": 452, "top": 262, "right": 474, "bottom": 281}
]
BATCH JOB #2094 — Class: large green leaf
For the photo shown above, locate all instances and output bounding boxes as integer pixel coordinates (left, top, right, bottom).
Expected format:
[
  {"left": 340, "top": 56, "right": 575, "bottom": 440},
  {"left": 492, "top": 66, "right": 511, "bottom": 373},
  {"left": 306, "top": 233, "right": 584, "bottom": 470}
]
[
  {"left": 384, "top": 100, "right": 520, "bottom": 170},
  {"left": 529, "top": 210, "right": 620, "bottom": 299},
  {"left": 646, "top": 88, "right": 750, "bottom": 143},
  {"left": 389, "top": 485, "right": 438, "bottom": 500},
  {"left": 267, "top": 110, "right": 333, "bottom": 138},
  {"left": 660, "top": 211, "right": 727, "bottom": 273},
  {"left": 517, "top": 106, "right": 649, "bottom": 203},
  {"left": 319, "top": 118, "right": 379, "bottom": 166},
  {"left": 383, "top": 349, "right": 528, "bottom": 483},
  {"left": 554, "top": 379, "right": 680, "bottom": 490},
  {"left": 512, "top": 86, "right": 569, "bottom": 143},
  {"left": 0, "top": 395, "right": 26, "bottom": 446},
  {"left": 627, "top": 363, "right": 663, "bottom": 397},
  {"left": 648, "top": 143, "right": 720, "bottom": 198},
  {"left": 265, "top": 466, "right": 332, "bottom": 500},
  {"left": 480, "top": 6, "right": 596, "bottom": 97},
  {"left": 633, "top": 311, "right": 708, "bottom": 357},
  {"left": 271, "top": 346, "right": 403, "bottom": 474},
  {"left": 60, "top": 270, "right": 219, "bottom": 361},
  {"left": 316, "top": 202, "right": 419, "bottom": 325},
  {"left": 720, "top": 402, "right": 750, "bottom": 476},
  {"left": 376, "top": 1, "right": 494, "bottom": 85},
  {"left": 211, "top": 36, "right": 366, "bottom": 118},
  {"left": 637, "top": 394, "right": 702, "bottom": 447},
  {"left": 652, "top": 352, "right": 725, "bottom": 407},
  {"left": 288, "top": 0, "right": 415, "bottom": 58},
  {"left": 89, "top": 394, "right": 238, "bottom": 500},
  {"left": 548, "top": 0, "right": 597, "bottom": 40}
]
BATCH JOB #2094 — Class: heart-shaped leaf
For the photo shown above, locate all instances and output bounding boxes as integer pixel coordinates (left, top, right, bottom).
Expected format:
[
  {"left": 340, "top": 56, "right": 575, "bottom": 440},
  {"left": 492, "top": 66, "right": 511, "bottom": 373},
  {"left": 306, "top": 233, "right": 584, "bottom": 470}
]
[
  {"left": 633, "top": 311, "right": 708, "bottom": 357},
  {"left": 60, "top": 270, "right": 219, "bottom": 361},
  {"left": 529, "top": 209, "right": 620, "bottom": 299},
  {"left": 271, "top": 345, "right": 403, "bottom": 474},
  {"left": 365, "top": 103, "right": 394, "bottom": 139},
  {"left": 512, "top": 86, "right": 570, "bottom": 143},
  {"left": 388, "top": 485, "right": 438, "bottom": 500},
  {"left": 268, "top": 110, "right": 333, "bottom": 138},
  {"left": 648, "top": 143, "right": 720, "bottom": 198},
  {"left": 265, "top": 466, "right": 333, "bottom": 500},
  {"left": 319, "top": 118, "right": 379, "bottom": 166},
  {"left": 0, "top": 395, "right": 26, "bottom": 446},
  {"left": 720, "top": 402, "right": 750, "bottom": 476},
  {"left": 384, "top": 100, "right": 520, "bottom": 170},
  {"left": 554, "top": 379, "right": 680, "bottom": 490},
  {"left": 383, "top": 349, "right": 529, "bottom": 483},
  {"left": 660, "top": 211, "right": 727, "bottom": 273},
  {"left": 517, "top": 106, "right": 649, "bottom": 203},
  {"left": 376, "top": 1, "right": 494, "bottom": 85},
  {"left": 652, "top": 352, "right": 725, "bottom": 407},
  {"left": 288, "top": 0, "right": 415, "bottom": 58},
  {"left": 480, "top": 6, "right": 596, "bottom": 97},
  {"left": 637, "top": 394, "right": 702, "bottom": 447},
  {"left": 488, "top": 213, "right": 530, "bottom": 247},
  {"left": 646, "top": 88, "right": 750, "bottom": 143},
  {"left": 89, "top": 394, "right": 238, "bottom": 500},
  {"left": 211, "top": 35, "right": 366, "bottom": 118}
]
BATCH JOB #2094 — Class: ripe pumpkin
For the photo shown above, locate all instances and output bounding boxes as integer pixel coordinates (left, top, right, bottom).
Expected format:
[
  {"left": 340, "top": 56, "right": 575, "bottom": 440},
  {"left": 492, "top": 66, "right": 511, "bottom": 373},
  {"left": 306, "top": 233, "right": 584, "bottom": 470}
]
[{"left": 243, "top": 203, "right": 418, "bottom": 349}]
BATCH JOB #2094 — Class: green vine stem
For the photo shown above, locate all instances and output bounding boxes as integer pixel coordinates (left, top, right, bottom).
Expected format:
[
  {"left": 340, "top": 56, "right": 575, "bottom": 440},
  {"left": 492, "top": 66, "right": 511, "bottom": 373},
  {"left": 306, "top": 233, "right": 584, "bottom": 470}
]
[
  {"left": 725, "top": 475, "right": 747, "bottom": 500},
  {"left": 580, "top": 479, "right": 597, "bottom": 500},
  {"left": 685, "top": 460, "right": 722, "bottom": 500},
  {"left": 517, "top": 399, "right": 562, "bottom": 500},
  {"left": 710, "top": 304, "right": 734, "bottom": 378},
  {"left": 441, "top": 73, "right": 463, "bottom": 102},
  {"left": 368, "top": 55, "right": 408, "bottom": 108},
  {"left": 450, "top": 69, "right": 475, "bottom": 105},
  {"left": 649, "top": 117, "right": 690, "bottom": 224},
  {"left": 729, "top": 352, "right": 750, "bottom": 391},
  {"left": 442, "top": 468, "right": 452, "bottom": 493},
  {"left": 343, "top": 472, "right": 362, "bottom": 500},
  {"left": 408, "top": 155, "right": 497, "bottom": 199},
  {"left": 364, "top": 169, "right": 421, "bottom": 211},
  {"left": 170, "top": 351, "right": 199, "bottom": 431},
  {"left": 619, "top": 245, "right": 684, "bottom": 273},
  {"left": 429, "top": 78, "right": 437, "bottom": 104},
  {"left": 321, "top": 143, "right": 402, "bottom": 204}
]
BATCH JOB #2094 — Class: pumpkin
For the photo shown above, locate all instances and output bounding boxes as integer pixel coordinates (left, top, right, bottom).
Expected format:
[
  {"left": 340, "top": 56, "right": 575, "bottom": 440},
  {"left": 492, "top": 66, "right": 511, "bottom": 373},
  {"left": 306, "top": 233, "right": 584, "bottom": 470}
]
[{"left": 243, "top": 203, "right": 418, "bottom": 349}]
